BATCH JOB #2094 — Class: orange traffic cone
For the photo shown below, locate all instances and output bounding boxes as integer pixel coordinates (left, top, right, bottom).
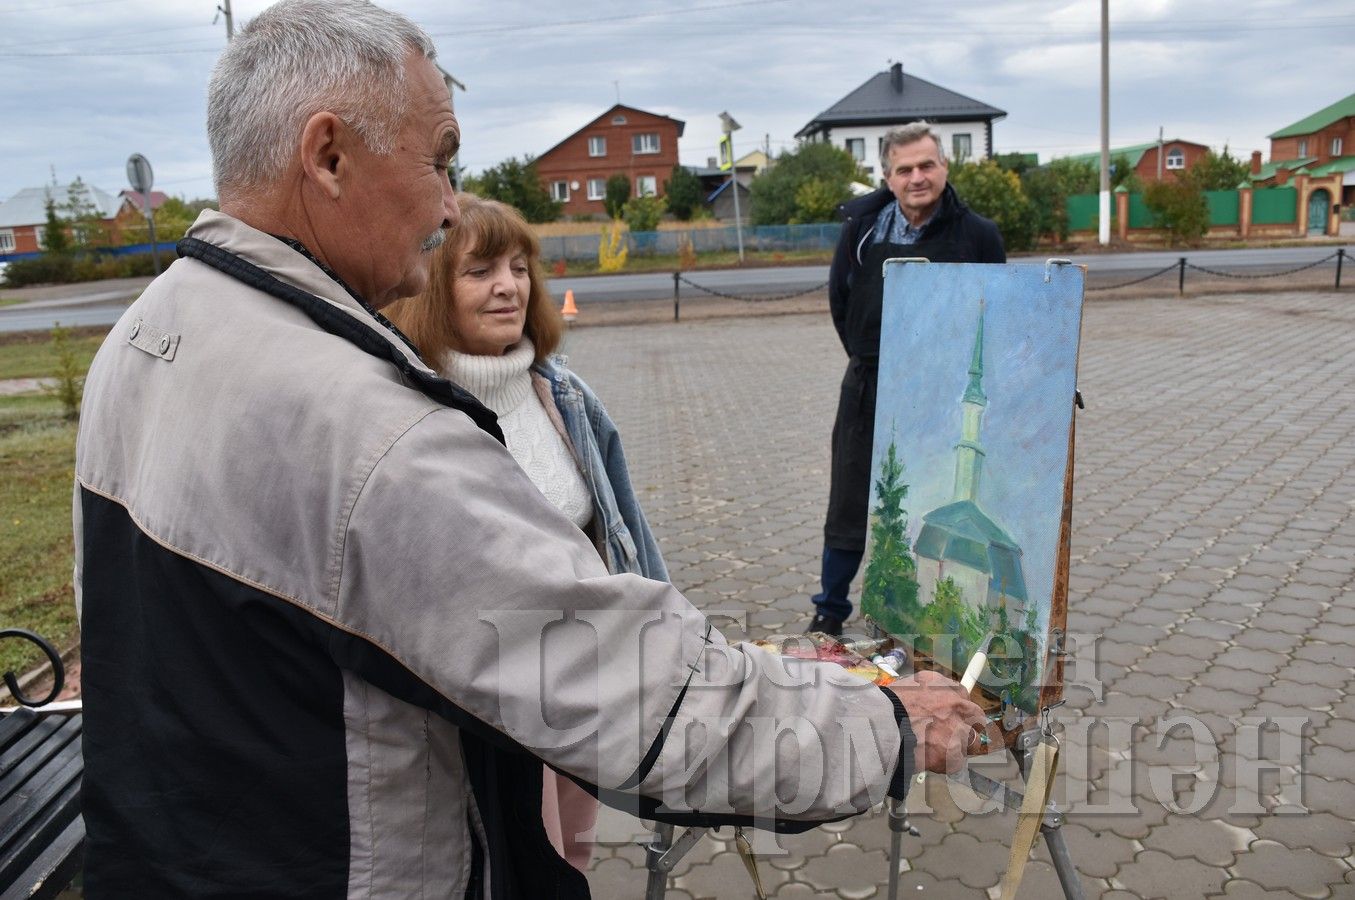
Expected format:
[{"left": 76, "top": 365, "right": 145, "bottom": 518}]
[{"left": 561, "top": 289, "right": 578, "bottom": 321}]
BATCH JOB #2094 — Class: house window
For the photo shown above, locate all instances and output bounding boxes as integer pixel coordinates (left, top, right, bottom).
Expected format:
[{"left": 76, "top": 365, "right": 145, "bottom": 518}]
[
  {"left": 632, "top": 133, "right": 660, "bottom": 155},
  {"left": 1333, "top": 137, "right": 1344, "bottom": 156},
  {"left": 587, "top": 178, "right": 606, "bottom": 201},
  {"left": 1166, "top": 148, "right": 1185, "bottom": 170},
  {"left": 845, "top": 138, "right": 865, "bottom": 162},
  {"left": 588, "top": 136, "right": 606, "bottom": 157},
  {"left": 612, "top": 114, "right": 627, "bottom": 125},
  {"left": 0, "top": 231, "right": 13, "bottom": 252},
  {"left": 952, "top": 133, "right": 972, "bottom": 162},
  {"left": 1297, "top": 139, "right": 1308, "bottom": 157},
  {"left": 635, "top": 175, "right": 657, "bottom": 197},
  {"left": 550, "top": 181, "right": 570, "bottom": 202}
]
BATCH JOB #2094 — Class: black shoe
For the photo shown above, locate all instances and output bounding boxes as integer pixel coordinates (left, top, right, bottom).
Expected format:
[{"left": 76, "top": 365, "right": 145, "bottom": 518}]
[{"left": 805, "top": 613, "right": 844, "bottom": 637}]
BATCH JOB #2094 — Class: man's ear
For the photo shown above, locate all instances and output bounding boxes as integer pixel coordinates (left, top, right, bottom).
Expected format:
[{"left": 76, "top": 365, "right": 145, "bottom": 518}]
[{"left": 299, "top": 112, "right": 347, "bottom": 200}]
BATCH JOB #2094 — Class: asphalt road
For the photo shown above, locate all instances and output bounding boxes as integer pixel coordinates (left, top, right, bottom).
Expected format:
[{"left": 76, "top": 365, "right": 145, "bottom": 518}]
[{"left": 0, "top": 244, "right": 1348, "bottom": 333}]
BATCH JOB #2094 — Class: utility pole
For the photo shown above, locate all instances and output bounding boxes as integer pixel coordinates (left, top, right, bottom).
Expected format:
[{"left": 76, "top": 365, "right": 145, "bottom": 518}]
[
  {"left": 1156, "top": 125, "right": 1163, "bottom": 180},
  {"left": 1098, "top": 0, "right": 1110, "bottom": 245},
  {"left": 215, "top": 0, "right": 234, "bottom": 42}
]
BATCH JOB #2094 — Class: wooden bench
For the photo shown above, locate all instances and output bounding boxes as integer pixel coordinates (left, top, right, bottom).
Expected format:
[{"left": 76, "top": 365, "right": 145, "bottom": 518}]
[{"left": 0, "top": 630, "right": 83, "bottom": 900}]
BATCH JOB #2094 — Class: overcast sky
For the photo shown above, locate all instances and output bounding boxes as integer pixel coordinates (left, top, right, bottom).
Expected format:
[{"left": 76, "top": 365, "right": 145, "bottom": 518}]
[{"left": 0, "top": 0, "right": 1350, "bottom": 203}]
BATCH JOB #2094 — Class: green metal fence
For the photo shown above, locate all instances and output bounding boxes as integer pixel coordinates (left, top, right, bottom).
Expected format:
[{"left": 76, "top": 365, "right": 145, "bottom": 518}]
[
  {"left": 1252, "top": 187, "right": 1298, "bottom": 225},
  {"left": 1204, "top": 190, "right": 1240, "bottom": 227},
  {"left": 1066, "top": 194, "right": 1099, "bottom": 232},
  {"left": 1127, "top": 194, "right": 1154, "bottom": 229}
]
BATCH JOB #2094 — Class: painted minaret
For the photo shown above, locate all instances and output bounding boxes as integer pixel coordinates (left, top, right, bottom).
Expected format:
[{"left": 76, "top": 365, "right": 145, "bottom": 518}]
[{"left": 952, "top": 299, "right": 987, "bottom": 502}]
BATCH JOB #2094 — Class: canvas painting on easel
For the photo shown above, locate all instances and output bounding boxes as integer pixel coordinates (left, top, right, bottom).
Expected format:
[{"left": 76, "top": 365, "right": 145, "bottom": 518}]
[{"left": 862, "top": 261, "right": 1084, "bottom": 714}]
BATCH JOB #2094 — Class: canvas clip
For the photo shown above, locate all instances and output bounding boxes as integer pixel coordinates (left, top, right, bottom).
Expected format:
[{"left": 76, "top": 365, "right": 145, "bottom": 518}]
[
  {"left": 882, "top": 256, "right": 931, "bottom": 277},
  {"left": 1039, "top": 700, "right": 1065, "bottom": 745},
  {"left": 1040, "top": 258, "right": 1073, "bottom": 283}
]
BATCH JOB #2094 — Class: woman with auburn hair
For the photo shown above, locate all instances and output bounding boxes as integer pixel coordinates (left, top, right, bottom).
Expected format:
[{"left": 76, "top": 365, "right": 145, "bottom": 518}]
[{"left": 385, "top": 193, "right": 668, "bottom": 874}]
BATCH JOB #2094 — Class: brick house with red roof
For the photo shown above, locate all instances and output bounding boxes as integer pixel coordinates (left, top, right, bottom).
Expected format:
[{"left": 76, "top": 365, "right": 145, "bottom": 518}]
[{"left": 534, "top": 104, "right": 684, "bottom": 218}]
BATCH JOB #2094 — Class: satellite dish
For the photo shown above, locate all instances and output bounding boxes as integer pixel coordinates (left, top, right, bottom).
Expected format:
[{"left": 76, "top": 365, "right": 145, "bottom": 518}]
[{"left": 126, "top": 154, "right": 154, "bottom": 195}]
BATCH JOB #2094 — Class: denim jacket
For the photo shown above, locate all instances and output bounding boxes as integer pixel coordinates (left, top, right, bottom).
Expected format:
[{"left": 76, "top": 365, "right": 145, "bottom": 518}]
[{"left": 532, "top": 357, "right": 669, "bottom": 582}]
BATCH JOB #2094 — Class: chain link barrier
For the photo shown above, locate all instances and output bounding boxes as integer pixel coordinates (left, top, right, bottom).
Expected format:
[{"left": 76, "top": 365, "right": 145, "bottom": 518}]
[
  {"left": 674, "top": 272, "right": 829, "bottom": 303},
  {"left": 1086, "top": 263, "right": 1181, "bottom": 292},
  {"left": 1183, "top": 250, "right": 1342, "bottom": 280},
  {"left": 1086, "top": 249, "right": 1346, "bottom": 292},
  {"left": 670, "top": 248, "right": 1346, "bottom": 318}
]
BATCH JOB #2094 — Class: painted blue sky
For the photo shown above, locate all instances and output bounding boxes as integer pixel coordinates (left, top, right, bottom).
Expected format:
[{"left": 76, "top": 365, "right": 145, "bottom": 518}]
[{"left": 870, "top": 262, "right": 1083, "bottom": 640}]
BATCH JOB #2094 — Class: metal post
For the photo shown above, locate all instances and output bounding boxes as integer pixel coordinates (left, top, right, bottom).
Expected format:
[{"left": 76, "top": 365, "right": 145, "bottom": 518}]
[
  {"left": 672, "top": 271, "right": 680, "bottom": 322},
  {"left": 1097, "top": 0, "right": 1110, "bottom": 246},
  {"left": 218, "top": 0, "right": 234, "bottom": 41},
  {"left": 1337, "top": 248, "right": 1345, "bottom": 289},
  {"left": 1178, "top": 257, "right": 1186, "bottom": 295},
  {"left": 146, "top": 206, "right": 160, "bottom": 276},
  {"left": 728, "top": 165, "right": 745, "bottom": 264}
]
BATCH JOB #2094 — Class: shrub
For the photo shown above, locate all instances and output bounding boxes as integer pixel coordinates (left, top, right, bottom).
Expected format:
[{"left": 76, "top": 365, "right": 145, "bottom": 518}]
[
  {"left": 949, "top": 160, "right": 1037, "bottom": 251},
  {"left": 604, "top": 175, "right": 631, "bottom": 219},
  {"left": 1, "top": 251, "right": 166, "bottom": 286},
  {"left": 47, "top": 322, "right": 84, "bottom": 421},
  {"left": 621, "top": 195, "right": 665, "bottom": 234},
  {"left": 663, "top": 164, "right": 704, "bottom": 221},
  {"left": 597, "top": 221, "right": 628, "bottom": 273},
  {"left": 1143, "top": 179, "right": 1208, "bottom": 245},
  {"left": 750, "top": 142, "right": 863, "bottom": 226}
]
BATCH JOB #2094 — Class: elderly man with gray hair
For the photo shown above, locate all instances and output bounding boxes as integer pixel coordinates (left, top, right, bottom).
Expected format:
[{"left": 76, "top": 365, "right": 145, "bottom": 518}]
[
  {"left": 75, "top": 3, "right": 988, "bottom": 896},
  {"left": 808, "top": 122, "right": 1006, "bottom": 638}
]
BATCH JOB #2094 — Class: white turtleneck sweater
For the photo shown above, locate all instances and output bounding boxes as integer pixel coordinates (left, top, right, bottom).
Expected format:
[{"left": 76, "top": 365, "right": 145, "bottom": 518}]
[{"left": 439, "top": 340, "right": 594, "bottom": 528}]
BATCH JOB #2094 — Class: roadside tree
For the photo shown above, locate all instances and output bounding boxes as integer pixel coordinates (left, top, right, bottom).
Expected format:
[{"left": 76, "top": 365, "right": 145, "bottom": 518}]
[
  {"left": 604, "top": 174, "right": 631, "bottom": 219},
  {"left": 749, "top": 142, "right": 863, "bottom": 226},
  {"left": 463, "top": 156, "right": 561, "bottom": 223},
  {"left": 663, "top": 164, "right": 704, "bottom": 221},
  {"left": 1143, "top": 178, "right": 1208, "bottom": 245},
  {"left": 949, "top": 160, "right": 1036, "bottom": 251},
  {"left": 1186, "top": 147, "right": 1250, "bottom": 191}
]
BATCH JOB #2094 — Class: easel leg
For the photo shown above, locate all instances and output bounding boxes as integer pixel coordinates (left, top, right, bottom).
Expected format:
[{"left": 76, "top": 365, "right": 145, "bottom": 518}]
[
  {"left": 643, "top": 823, "right": 673, "bottom": 900},
  {"left": 884, "top": 794, "right": 919, "bottom": 900},
  {"left": 1016, "top": 731, "right": 1085, "bottom": 900},
  {"left": 1040, "top": 822, "right": 1085, "bottom": 900}
]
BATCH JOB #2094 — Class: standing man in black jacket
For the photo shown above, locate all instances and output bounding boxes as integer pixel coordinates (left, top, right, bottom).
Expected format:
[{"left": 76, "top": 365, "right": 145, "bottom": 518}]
[{"left": 808, "top": 121, "right": 1006, "bottom": 636}]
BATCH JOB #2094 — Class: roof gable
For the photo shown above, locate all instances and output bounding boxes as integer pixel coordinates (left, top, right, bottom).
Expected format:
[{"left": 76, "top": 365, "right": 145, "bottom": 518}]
[
  {"left": 797, "top": 67, "right": 1005, "bottom": 137},
  {"left": 0, "top": 181, "right": 121, "bottom": 228},
  {"left": 1061, "top": 139, "right": 1209, "bottom": 168},
  {"left": 1269, "top": 92, "right": 1355, "bottom": 139},
  {"left": 537, "top": 103, "right": 686, "bottom": 162}
]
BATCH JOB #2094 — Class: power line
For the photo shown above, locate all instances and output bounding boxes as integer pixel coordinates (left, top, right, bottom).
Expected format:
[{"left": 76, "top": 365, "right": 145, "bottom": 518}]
[{"left": 426, "top": 0, "right": 794, "bottom": 37}]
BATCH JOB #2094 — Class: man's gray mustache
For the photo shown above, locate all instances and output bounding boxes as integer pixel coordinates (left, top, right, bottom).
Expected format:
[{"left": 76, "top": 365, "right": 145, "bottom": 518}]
[{"left": 422, "top": 229, "right": 446, "bottom": 251}]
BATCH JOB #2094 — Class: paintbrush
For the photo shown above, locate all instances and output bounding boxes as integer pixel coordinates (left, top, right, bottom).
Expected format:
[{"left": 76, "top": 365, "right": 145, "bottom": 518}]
[{"left": 960, "top": 610, "right": 1001, "bottom": 693}]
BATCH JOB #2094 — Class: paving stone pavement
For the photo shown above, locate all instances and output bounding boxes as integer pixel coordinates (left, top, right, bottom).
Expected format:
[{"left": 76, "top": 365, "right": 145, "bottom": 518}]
[{"left": 561, "top": 288, "right": 1355, "bottom": 899}]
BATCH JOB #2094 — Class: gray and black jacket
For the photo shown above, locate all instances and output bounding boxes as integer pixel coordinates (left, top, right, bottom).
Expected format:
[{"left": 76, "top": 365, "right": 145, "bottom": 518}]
[{"left": 73, "top": 211, "right": 915, "bottom": 898}]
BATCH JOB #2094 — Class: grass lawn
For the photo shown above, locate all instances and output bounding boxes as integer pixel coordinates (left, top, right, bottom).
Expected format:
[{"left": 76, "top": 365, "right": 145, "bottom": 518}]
[
  {"left": 557, "top": 247, "right": 833, "bottom": 277},
  {"left": 0, "top": 327, "right": 108, "bottom": 679},
  {"left": 0, "top": 393, "right": 80, "bottom": 679},
  {"left": 0, "top": 327, "right": 108, "bottom": 381}
]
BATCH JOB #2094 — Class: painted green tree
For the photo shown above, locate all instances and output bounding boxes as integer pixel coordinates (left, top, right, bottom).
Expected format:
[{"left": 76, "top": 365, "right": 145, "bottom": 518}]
[{"left": 863, "top": 439, "right": 920, "bottom": 622}]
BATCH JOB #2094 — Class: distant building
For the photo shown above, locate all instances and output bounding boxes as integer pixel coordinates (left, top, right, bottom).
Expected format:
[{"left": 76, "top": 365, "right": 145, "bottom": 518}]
[
  {"left": 1061, "top": 139, "right": 1211, "bottom": 183},
  {"left": 1256, "top": 92, "right": 1355, "bottom": 211},
  {"left": 796, "top": 62, "right": 1006, "bottom": 184},
  {"left": 687, "top": 149, "right": 765, "bottom": 221},
  {"left": 0, "top": 181, "right": 122, "bottom": 255},
  {"left": 913, "top": 301, "right": 1028, "bottom": 622},
  {"left": 534, "top": 104, "right": 684, "bottom": 218}
]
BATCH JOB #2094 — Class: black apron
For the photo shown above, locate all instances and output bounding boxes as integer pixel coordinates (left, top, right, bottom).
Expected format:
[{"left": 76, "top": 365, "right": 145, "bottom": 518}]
[{"left": 824, "top": 231, "right": 967, "bottom": 551}]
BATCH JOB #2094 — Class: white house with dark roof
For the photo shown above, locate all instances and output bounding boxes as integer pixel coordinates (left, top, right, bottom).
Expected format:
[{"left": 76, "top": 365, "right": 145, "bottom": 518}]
[{"left": 797, "top": 63, "right": 1006, "bottom": 184}]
